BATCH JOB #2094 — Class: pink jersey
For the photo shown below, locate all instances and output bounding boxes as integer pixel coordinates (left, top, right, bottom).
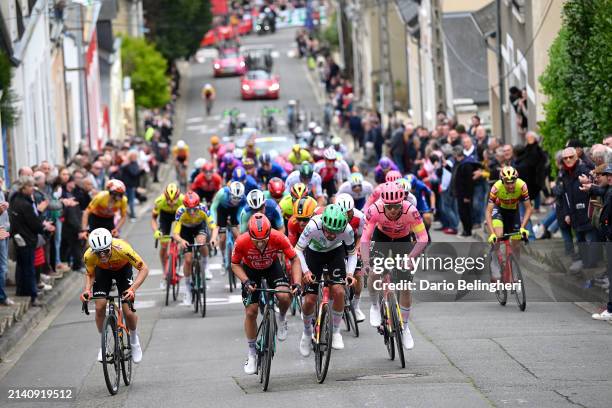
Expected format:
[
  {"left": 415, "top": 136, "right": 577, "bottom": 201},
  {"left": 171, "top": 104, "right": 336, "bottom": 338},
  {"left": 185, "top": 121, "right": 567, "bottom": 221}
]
[
  {"left": 362, "top": 199, "right": 426, "bottom": 242},
  {"left": 365, "top": 184, "right": 384, "bottom": 209}
]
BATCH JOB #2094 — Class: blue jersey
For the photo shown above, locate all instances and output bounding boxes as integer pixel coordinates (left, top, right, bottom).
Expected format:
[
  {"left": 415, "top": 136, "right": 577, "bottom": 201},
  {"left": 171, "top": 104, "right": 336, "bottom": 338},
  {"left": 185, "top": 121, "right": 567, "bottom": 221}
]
[
  {"left": 243, "top": 175, "right": 260, "bottom": 194},
  {"left": 239, "top": 199, "right": 284, "bottom": 233},
  {"left": 257, "top": 162, "right": 288, "bottom": 184},
  {"left": 412, "top": 178, "right": 432, "bottom": 212}
]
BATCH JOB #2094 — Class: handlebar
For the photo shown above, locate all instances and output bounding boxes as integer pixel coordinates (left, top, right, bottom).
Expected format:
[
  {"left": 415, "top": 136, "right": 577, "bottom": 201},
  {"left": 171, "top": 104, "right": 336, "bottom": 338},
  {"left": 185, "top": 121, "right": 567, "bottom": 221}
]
[
  {"left": 492, "top": 232, "right": 529, "bottom": 244},
  {"left": 154, "top": 235, "right": 173, "bottom": 249},
  {"left": 81, "top": 294, "right": 136, "bottom": 315}
]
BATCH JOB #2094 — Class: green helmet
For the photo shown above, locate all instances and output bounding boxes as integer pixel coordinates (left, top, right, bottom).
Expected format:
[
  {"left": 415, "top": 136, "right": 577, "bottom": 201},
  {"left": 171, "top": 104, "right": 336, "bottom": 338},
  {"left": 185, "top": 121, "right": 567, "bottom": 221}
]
[
  {"left": 322, "top": 204, "right": 348, "bottom": 233},
  {"left": 299, "top": 161, "right": 314, "bottom": 180}
]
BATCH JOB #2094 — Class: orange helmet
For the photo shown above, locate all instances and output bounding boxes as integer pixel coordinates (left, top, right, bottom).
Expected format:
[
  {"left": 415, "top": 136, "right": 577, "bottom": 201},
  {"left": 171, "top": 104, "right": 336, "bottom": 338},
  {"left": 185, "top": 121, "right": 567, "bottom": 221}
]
[
  {"left": 183, "top": 191, "right": 200, "bottom": 208},
  {"left": 293, "top": 197, "right": 317, "bottom": 219},
  {"left": 210, "top": 135, "right": 220, "bottom": 146},
  {"left": 290, "top": 182, "right": 308, "bottom": 200},
  {"left": 107, "top": 179, "right": 126, "bottom": 194},
  {"left": 248, "top": 213, "right": 271, "bottom": 240}
]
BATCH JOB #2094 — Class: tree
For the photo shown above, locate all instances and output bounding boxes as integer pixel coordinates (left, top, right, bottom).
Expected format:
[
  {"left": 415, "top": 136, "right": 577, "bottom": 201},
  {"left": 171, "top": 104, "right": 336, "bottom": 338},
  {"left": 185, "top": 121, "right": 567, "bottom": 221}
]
[
  {"left": 539, "top": 0, "right": 612, "bottom": 156},
  {"left": 0, "top": 50, "right": 19, "bottom": 127},
  {"left": 121, "top": 36, "right": 171, "bottom": 108},
  {"left": 143, "top": 0, "right": 213, "bottom": 61}
]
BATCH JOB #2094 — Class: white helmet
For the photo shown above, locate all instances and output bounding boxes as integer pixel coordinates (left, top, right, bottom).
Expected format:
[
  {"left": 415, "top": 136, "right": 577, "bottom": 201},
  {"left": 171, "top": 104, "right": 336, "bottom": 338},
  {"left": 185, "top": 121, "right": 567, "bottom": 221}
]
[
  {"left": 246, "top": 189, "right": 265, "bottom": 209},
  {"left": 194, "top": 157, "right": 206, "bottom": 169},
  {"left": 308, "top": 121, "right": 317, "bottom": 130},
  {"left": 323, "top": 147, "right": 337, "bottom": 160},
  {"left": 350, "top": 172, "right": 364, "bottom": 187},
  {"left": 331, "top": 136, "right": 342, "bottom": 146},
  {"left": 313, "top": 126, "right": 323, "bottom": 134},
  {"left": 335, "top": 193, "right": 354, "bottom": 212},
  {"left": 177, "top": 140, "right": 186, "bottom": 149},
  {"left": 229, "top": 181, "right": 245, "bottom": 198},
  {"left": 88, "top": 228, "right": 113, "bottom": 252},
  {"left": 204, "top": 83, "right": 213, "bottom": 90}
]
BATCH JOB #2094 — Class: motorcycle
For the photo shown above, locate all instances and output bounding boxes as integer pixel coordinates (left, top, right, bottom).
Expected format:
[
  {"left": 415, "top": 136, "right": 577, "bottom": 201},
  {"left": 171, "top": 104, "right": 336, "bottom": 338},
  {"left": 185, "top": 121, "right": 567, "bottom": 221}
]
[{"left": 255, "top": 16, "right": 271, "bottom": 35}]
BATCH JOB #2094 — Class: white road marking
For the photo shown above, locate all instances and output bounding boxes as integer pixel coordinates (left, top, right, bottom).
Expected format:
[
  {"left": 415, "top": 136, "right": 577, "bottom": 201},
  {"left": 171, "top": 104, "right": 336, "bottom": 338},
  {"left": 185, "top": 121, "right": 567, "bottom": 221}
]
[
  {"left": 186, "top": 117, "right": 204, "bottom": 124},
  {"left": 209, "top": 263, "right": 222, "bottom": 270},
  {"left": 149, "top": 268, "right": 163, "bottom": 276},
  {"left": 134, "top": 300, "right": 157, "bottom": 309}
]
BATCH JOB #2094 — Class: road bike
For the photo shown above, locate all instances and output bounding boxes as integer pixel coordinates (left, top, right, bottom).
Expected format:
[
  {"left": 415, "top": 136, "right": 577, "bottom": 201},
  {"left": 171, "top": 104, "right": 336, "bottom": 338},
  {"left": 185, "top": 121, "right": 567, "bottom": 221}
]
[
  {"left": 252, "top": 278, "right": 292, "bottom": 391},
  {"left": 489, "top": 232, "right": 528, "bottom": 311},
  {"left": 311, "top": 269, "right": 345, "bottom": 384},
  {"left": 156, "top": 235, "right": 181, "bottom": 306},
  {"left": 82, "top": 292, "right": 135, "bottom": 395},
  {"left": 376, "top": 269, "right": 405, "bottom": 368},
  {"left": 188, "top": 243, "right": 207, "bottom": 317},
  {"left": 224, "top": 225, "right": 238, "bottom": 292},
  {"left": 342, "top": 286, "right": 359, "bottom": 338}
]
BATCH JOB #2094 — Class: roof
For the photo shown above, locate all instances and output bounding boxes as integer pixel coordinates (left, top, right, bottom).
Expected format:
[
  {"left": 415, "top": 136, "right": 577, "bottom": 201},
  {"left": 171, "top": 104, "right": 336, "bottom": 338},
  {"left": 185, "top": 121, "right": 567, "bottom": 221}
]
[
  {"left": 442, "top": 13, "right": 489, "bottom": 105},
  {"left": 472, "top": 1, "right": 497, "bottom": 36},
  {"left": 394, "top": 0, "right": 420, "bottom": 28}
]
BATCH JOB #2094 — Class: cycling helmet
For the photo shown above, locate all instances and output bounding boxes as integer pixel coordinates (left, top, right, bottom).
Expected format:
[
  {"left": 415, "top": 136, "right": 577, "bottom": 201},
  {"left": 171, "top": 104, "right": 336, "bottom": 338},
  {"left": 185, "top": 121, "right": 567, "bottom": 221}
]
[
  {"left": 268, "top": 177, "right": 285, "bottom": 199},
  {"left": 177, "top": 140, "right": 186, "bottom": 149},
  {"left": 299, "top": 162, "right": 314, "bottom": 180},
  {"left": 322, "top": 204, "right": 348, "bottom": 233},
  {"left": 308, "top": 121, "right": 317, "bottom": 131},
  {"left": 202, "top": 163, "right": 214, "bottom": 172},
  {"left": 405, "top": 174, "right": 416, "bottom": 188},
  {"left": 248, "top": 213, "right": 271, "bottom": 240},
  {"left": 223, "top": 152, "right": 235, "bottom": 165},
  {"left": 323, "top": 147, "right": 337, "bottom": 161},
  {"left": 350, "top": 173, "right": 364, "bottom": 187},
  {"left": 229, "top": 181, "right": 245, "bottom": 198},
  {"left": 234, "top": 149, "right": 243, "bottom": 160},
  {"left": 194, "top": 157, "right": 206, "bottom": 169},
  {"left": 164, "top": 183, "right": 180, "bottom": 201},
  {"left": 500, "top": 166, "right": 518, "bottom": 182},
  {"left": 232, "top": 167, "right": 247, "bottom": 182},
  {"left": 88, "top": 228, "right": 113, "bottom": 252},
  {"left": 293, "top": 196, "right": 317, "bottom": 218},
  {"left": 385, "top": 170, "right": 402, "bottom": 182},
  {"left": 259, "top": 153, "right": 272, "bottom": 165},
  {"left": 331, "top": 136, "right": 342, "bottom": 146},
  {"left": 313, "top": 126, "right": 323, "bottom": 135},
  {"left": 335, "top": 193, "right": 354, "bottom": 212},
  {"left": 242, "top": 157, "right": 255, "bottom": 168},
  {"left": 210, "top": 135, "right": 220, "bottom": 146},
  {"left": 380, "top": 182, "right": 405, "bottom": 204},
  {"left": 292, "top": 144, "right": 301, "bottom": 153},
  {"left": 183, "top": 191, "right": 200, "bottom": 208},
  {"left": 290, "top": 182, "right": 308, "bottom": 200},
  {"left": 396, "top": 178, "right": 411, "bottom": 194},
  {"left": 246, "top": 189, "right": 266, "bottom": 210},
  {"left": 379, "top": 157, "right": 392, "bottom": 170},
  {"left": 107, "top": 179, "right": 126, "bottom": 194},
  {"left": 204, "top": 83, "right": 213, "bottom": 90}
]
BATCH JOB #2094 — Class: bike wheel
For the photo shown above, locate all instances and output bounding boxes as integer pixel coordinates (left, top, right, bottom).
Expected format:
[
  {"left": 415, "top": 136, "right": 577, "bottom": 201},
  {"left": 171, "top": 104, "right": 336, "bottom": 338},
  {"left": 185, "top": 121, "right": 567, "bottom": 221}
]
[
  {"left": 200, "top": 265, "right": 207, "bottom": 318},
  {"left": 381, "top": 302, "right": 395, "bottom": 360},
  {"left": 390, "top": 296, "right": 405, "bottom": 368},
  {"left": 510, "top": 255, "right": 527, "bottom": 311},
  {"left": 165, "top": 257, "right": 172, "bottom": 306},
  {"left": 193, "top": 262, "right": 201, "bottom": 314},
  {"left": 120, "top": 327, "right": 132, "bottom": 385},
  {"left": 172, "top": 254, "right": 181, "bottom": 301},
  {"left": 101, "top": 315, "right": 120, "bottom": 395},
  {"left": 261, "top": 308, "right": 275, "bottom": 391},
  {"left": 489, "top": 250, "right": 507, "bottom": 306},
  {"left": 290, "top": 296, "right": 297, "bottom": 316},
  {"left": 348, "top": 304, "right": 359, "bottom": 338},
  {"left": 315, "top": 304, "right": 332, "bottom": 383}
]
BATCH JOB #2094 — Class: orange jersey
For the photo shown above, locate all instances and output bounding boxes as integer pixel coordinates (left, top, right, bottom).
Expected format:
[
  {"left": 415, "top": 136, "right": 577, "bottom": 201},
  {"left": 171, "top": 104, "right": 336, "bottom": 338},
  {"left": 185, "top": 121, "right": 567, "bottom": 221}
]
[{"left": 87, "top": 191, "right": 128, "bottom": 218}]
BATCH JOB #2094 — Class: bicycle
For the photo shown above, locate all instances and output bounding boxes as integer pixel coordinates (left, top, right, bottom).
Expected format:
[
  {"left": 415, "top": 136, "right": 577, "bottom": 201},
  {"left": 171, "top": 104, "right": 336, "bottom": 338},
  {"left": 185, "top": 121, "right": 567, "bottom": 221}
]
[
  {"left": 488, "top": 232, "right": 528, "bottom": 311},
  {"left": 311, "top": 270, "right": 345, "bottom": 384},
  {"left": 252, "top": 278, "right": 292, "bottom": 391},
  {"left": 290, "top": 291, "right": 302, "bottom": 316},
  {"left": 376, "top": 269, "right": 406, "bottom": 368},
  {"left": 82, "top": 293, "right": 135, "bottom": 395},
  {"left": 224, "top": 226, "right": 238, "bottom": 292},
  {"left": 176, "top": 162, "right": 188, "bottom": 191},
  {"left": 205, "top": 97, "right": 213, "bottom": 116},
  {"left": 156, "top": 235, "right": 181, "bottom": 306},
  {"left": 343, "top": 286, "right": 359, "bottom": 338},
  {"left": 186, "top": 243, "right": 207, "bottom": 317}
]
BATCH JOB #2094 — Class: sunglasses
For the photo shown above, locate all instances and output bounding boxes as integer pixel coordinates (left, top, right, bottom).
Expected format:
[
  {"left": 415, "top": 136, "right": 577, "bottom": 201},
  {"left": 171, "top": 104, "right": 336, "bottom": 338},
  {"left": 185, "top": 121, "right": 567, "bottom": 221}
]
[
  {"left": 562, "top": 156, "right": 576, "bottom": 161},
  {"left": 351, "top": 184, "right": 362, "bottom": 189},
  {"left": 297, "top": 217, "right": 310, "bottom": 223},
  {"left": 111, "top": 193, "right": 123, "bottom": 199},
  {"left": 95, "top": 248, "right": 111, "bottom": 257},
  {"left": 384, "top": 203, "right": 402, "bottom": 211}
]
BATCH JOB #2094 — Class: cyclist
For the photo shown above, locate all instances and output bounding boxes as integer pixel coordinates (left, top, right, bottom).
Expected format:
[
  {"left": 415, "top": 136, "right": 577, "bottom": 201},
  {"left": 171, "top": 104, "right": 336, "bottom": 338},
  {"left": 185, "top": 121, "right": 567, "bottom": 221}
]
[
  {"left": 486, "top": 166, "right": 531, "bottom": 280},
  {"left": 287, "top": 144, "right": 313, "bottom": 168},
  {"left": 231, "top": 213, "right": 302, "bottom": 374},
  {"left": 374, "top": 157, "right": 399, "bottom": 184},
  {"left": 361, "top": 182, "right": 428, "bottom": 350},
  {"left": 314, "top": 147, "right": 344, "bottom": 198},
  {"left": 80, "top": 228, "right": 149, "bottom": 363},
  {"left": 264, "top": 177, "right": 287, "bottom": 204},
  {"left": 151, "top": 183, "right": 184, "bottom": 288},
  {"left": 331, "top": 136, "right": 348, "bottom": 159},
  {"left": 285, "top": 161, "right": 324, "bottom": 205},
  {"left": 191, "top": 163, "right": 223, "bottom": 204},
  {"left": 220, "top": 153, "right": 242, "bottom": 183},
  {"left": 173, "top": 191, "right": 217, "bottom": 304},
  {"left": 295, "top": 204, "right": 357, "bottom": 354},
  {"left": 396, "top": 178, "right": 420, "bottom": 209},
  {"left": 201, "top": 83, "right": 216, "bottom": 114},
  {"left": 79, "top": 179, "right": 128, "bottom": 238},
  {"left": 257, "top": 153, "right": 287, "bottom": 185},
  {"left": 210, "top": 181, "right": 247, "bottom": 265},
  {"left": 232, "top": 167, "right": 259, "bottom": 194},
  {"left": 337, "top": 172, "right": 374, "bottom": 210},
  {"left": 189, "top": 157, "right": 207, "bottom": 184},
  {"left": 209, "top": 135, "right": 226, "bottom": 166},
  {"left": 406, "top": 174, "right": 436, "bottom": 230},
  {"left": 242, "top": 157, "right": 258, "bottom": 178},
  {"left": 335, "top": 193, "right": 367, "bottom": 322},
  {"left": 365, "top": 170, "right": 403, "bottom": 209},
  {"left": 287, "top": 196, "right": 318, "bottom": 246},
  {"left": 279, "top": 182, "right": 309, "bottom": 228},
  {"left": 172, "top": 140, "right": 190, "bottom": 187},
  {"left": 239, "top": 189, "right": 284, "bottom": 234},
  {"left": 242, "top": 139, "right": 261, "bottom": 161}
]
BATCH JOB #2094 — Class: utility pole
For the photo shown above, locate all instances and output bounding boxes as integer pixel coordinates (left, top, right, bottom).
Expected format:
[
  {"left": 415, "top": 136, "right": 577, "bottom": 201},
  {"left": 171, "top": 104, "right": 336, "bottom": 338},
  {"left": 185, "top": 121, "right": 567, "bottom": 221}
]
[
  {"left": 378, "top": 0, "right": 393, "bottom": 114},
  {"left": 496, "top": 0, "right": 506, "bottom": 141}
]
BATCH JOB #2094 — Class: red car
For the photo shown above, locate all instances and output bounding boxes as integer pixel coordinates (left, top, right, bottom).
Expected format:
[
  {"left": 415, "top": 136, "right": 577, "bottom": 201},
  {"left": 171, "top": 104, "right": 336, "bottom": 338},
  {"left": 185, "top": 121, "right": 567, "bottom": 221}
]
[
  {"left": 238, "top": 15, "right": 253, "bottom": 35},
  {"left": 213, "top": 48, "right": 246, "bottom": 77},
  {"left": 240, "top": 70, "right": 280, "bottom": 100}
]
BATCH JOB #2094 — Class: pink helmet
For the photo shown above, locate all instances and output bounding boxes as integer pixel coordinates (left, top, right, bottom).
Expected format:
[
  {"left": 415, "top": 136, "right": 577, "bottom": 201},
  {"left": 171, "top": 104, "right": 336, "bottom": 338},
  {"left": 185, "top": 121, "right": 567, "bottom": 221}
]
[
  {"left": 385, "top": 170, "right": 402, "bottom": 182},
  {"left": 380, "top": 182, "right": 405, "bottom": 204}
]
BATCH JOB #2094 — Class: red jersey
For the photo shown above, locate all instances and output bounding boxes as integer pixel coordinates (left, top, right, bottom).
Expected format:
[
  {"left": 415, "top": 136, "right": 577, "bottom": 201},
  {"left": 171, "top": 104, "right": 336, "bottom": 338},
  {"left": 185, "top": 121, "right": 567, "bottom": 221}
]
[
  {"left": 287, "top": 216, "right": 306, "bottom": 246},
  {"left": 232, "top": 229, "right": 296, "bottom": 270},
  {"left": 191, "top": 172, "right": 223, "bottom": 192}
]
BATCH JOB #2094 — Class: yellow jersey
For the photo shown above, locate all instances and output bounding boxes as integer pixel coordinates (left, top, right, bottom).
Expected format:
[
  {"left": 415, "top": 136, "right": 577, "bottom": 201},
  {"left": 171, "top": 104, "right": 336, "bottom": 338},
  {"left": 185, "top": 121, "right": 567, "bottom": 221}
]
[
  {"left": 172, "top": 145, "right": 190, "bottom": 159},
  {"left": 84, "top": 239, "right": 145, "bottom": 275},
  {"left": 152, "top": 193, "right": 184, "bottom": 216},
  {"left": 87, "top": 191, "right": 128, "bottom": 218},
  {"left": 488, "top": 179, "right": 529, "bottom": 210},
  {"left": 287, "top": 150, "right": 313, "bottom": 165},
  {"left": 173, "top": 204, "right": 217, "bottom": 234}
]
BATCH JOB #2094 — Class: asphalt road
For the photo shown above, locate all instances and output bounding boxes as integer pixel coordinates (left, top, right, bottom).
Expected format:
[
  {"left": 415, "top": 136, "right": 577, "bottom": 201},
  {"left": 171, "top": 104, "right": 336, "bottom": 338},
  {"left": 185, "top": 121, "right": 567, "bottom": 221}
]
[{"left": 0, "top": 28, "right": 611, "bottom": 408}]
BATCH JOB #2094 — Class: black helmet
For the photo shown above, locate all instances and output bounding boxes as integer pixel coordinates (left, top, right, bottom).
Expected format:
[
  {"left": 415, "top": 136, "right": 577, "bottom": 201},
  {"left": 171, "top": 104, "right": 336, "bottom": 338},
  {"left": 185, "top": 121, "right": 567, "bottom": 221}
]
[{"left": 299, "top": 161, "right": 313, "bottom": 180}]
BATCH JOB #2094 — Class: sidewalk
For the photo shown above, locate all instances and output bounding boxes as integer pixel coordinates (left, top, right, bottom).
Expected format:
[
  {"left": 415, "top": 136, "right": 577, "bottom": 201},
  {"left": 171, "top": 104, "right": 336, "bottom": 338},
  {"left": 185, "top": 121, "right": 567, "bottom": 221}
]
[{"left": 0, "top": 60, "right": 191, "bottom": 362}]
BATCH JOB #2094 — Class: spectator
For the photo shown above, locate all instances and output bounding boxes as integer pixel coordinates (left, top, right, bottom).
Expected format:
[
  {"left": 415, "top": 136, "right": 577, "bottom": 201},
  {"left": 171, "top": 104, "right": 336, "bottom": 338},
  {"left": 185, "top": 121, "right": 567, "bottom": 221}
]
[
  {"left": 0, "top": 176, "right": 12, "bottom": 306},
  {"left": 437, "top": 145, "right": 459, "bottom": 234},
  {"left": 389, "top": 121, "right": 406, "bottom": 173},
  {"left": 521, "top": 131, "right": 547, "bottom": 211},
  {"left": 348, "top": 108, "right": 364, "bottom": 151},
  {"left": 452, "top": 145, "right": 479, "bottom": 237},
  {"left": 59, "top": 176, "right": 83, "bottom": 272},
  {"left": 566, "top": 139, "right": 595, "bottom": 170},
  {"left": 468, "top": 115, "right": 481, "bottom": 137},
  {"left": 9, "top": 176, "right": 55, "bottom": 307},
  {"left": 121, "top": 150, "right": 141, "bottom": 221}
]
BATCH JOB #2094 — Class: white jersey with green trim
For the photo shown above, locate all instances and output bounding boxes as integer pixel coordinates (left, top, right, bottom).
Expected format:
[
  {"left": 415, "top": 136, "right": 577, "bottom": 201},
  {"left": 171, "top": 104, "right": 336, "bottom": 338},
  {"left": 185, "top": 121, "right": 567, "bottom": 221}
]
[{"left": 296, "top": 214, "right": 356, "bottom": 253}]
